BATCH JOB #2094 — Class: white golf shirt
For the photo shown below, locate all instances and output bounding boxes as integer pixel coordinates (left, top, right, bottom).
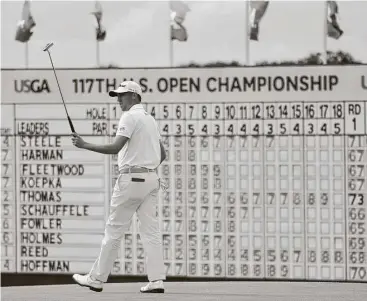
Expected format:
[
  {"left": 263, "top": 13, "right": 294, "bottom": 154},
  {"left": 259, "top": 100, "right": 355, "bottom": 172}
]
[{"left": 116, "top": 104, "right": 161, "bottom": 171}]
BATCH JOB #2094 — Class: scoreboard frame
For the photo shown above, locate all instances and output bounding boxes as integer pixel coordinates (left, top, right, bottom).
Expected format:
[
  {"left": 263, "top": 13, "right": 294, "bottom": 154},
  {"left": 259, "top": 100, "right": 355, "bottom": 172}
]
[{"left": 1, "top": 65, "right": 367, "bottom": 284}]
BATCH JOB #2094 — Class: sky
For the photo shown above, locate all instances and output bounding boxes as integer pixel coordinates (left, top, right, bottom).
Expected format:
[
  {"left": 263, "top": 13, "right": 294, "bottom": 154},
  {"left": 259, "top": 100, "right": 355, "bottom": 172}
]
[{"left": 1, "top": 0, "right": 367, "bottom": 69}]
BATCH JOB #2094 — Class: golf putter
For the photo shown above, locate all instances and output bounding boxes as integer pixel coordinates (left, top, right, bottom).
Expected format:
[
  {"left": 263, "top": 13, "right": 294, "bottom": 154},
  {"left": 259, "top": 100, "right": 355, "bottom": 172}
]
[{"left": 43, "top": 42, "right": 76, "bottom": 133}]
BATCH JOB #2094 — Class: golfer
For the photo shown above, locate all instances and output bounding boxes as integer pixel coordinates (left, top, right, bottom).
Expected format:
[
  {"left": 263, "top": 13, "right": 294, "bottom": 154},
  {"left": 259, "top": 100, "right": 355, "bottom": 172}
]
[{"left": 71, "top": 81, "right": 166, "bottom": 293}]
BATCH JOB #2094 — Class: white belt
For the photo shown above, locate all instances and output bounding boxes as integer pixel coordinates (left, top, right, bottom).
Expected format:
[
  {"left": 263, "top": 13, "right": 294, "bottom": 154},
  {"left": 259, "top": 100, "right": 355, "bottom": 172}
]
[{"left": 119, "top": 167, "right": 156, "bottom": 174}]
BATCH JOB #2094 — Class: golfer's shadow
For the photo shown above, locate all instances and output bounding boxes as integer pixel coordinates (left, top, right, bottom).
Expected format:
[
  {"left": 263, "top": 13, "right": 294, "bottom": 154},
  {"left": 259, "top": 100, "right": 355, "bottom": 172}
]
[{"left": 104, "top": 291, "right": 263, "bottom": 297}]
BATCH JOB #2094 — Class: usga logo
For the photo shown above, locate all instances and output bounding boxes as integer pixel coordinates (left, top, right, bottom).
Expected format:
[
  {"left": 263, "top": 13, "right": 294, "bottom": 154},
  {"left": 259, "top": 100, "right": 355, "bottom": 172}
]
[{"left": 14, "top": 79, "right": 51, "bottom": 93}]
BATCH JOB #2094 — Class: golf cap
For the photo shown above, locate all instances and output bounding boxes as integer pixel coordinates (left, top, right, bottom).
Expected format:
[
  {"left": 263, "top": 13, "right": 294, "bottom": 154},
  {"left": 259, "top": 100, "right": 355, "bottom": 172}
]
[{"left": 109, "top": 81, "right": 142, "bottom": 97}]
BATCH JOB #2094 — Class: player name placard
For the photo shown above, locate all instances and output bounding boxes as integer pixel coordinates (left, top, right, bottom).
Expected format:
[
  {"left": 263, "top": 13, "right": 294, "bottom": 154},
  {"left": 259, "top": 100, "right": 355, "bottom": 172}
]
[{"left": 1, "top": 65, "right": 366, "bottom": 282}]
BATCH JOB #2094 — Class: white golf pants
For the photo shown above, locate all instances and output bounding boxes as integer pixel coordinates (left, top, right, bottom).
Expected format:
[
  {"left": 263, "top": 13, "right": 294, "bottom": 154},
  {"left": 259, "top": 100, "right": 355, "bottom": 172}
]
[{"left": 89, "top": 172, "right": 166, "bottom": 282}]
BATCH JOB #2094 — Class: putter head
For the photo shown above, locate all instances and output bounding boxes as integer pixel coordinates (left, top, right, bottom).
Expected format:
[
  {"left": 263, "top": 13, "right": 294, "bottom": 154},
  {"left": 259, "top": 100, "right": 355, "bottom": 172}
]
[{"left": 43, "top": 42, "right": 54, "bottom": 52}]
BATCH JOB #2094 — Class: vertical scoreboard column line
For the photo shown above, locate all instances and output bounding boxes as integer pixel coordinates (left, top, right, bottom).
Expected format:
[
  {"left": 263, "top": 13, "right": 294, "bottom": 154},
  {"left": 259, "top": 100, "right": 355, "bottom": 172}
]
[
  {"left": 173, "top": 102, "right": 186, "bottom": 276},
  {"left": 182, "top": 103, "right": 190, "bottom": 277},
  {"left": 107, "top": 103, "right": 112, "bottom": 221},
  {"left": 183, "top": 103, "right": 188, "bottom": 276},
  {"left": 364, "top": 100, "right": 367, "bottom": 283},
  {"left": 184, "top": 103, "right": 188, "bottom": 277},
  {"left": 261, "top": 102, "right": 266, "bottom": 275},
  {"left": 169, "top": 105, "right": 174, "bottom": 277},
  {"left": 301, "top": 101, "right": 306, "bottom": 279},
  {"left": 184, "top": 103, "right": 189, "bottom": 277},
  {"left": 188, "top": 103, "right": 193, "bottom": 277},
  {"left": 343, "top": 100, "right": 347, "bottom": 280},
  {"left": 234, "top": 102, "right": 241, "bottom": 277},
  {"left": 365, "top": 100, "right": 367, "bottom": 282},
  {"left": 223, "top": 101, "right": 227, "bottom": 278},
  {"left": 14, "top": 103, "right": 18, "bottom": 272},
  {"left": 365, "top": 101, "right": 367, "bottom": 136}
]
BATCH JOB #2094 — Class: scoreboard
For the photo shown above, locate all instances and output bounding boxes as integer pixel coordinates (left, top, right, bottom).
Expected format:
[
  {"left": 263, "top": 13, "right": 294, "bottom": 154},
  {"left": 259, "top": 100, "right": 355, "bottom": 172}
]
[{"left": 1, "top": 65, "right": 367, "bottom": 282}]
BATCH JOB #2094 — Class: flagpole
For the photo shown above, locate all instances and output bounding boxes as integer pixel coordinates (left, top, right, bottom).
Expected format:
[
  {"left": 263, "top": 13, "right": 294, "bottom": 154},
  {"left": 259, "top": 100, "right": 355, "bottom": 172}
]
[
  {"left": 322, "top": 0, "right": 328, "bottom": 65},
  {"left": 96, "top": 40, "right": 100, "bottom": 67},
  {"left": 245, "top": 0, "right": 250, "bottom": 66},
  {"left": 25, "top": 42, "right": 29, "bottom": 68},
  {"left": 169, "top": 2, "right": 173, "bottom": 68}
]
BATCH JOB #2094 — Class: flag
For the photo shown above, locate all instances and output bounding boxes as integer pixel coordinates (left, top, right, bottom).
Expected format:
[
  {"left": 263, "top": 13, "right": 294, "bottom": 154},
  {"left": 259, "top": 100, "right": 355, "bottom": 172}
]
[
  {"left": 249, "top": 1, "right": 269, "bottom": 41},
  {"left": 327, "top": 1, "right": 343, "bottom": 39},
  {"left": 15, "top": 0, "right": 36, "bottom": 42},
  {"left": 91, "top": 1, "right": 106, "bottom": 41},
  {"left": 170, "top": 1, "right": 190, "bottom": 41}
]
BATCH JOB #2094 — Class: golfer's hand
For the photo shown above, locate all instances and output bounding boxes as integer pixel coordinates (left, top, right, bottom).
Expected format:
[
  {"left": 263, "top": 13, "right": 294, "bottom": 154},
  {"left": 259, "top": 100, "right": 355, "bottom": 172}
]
[{"left": 71, "top": 133, "right": 85, "bottom": 149}]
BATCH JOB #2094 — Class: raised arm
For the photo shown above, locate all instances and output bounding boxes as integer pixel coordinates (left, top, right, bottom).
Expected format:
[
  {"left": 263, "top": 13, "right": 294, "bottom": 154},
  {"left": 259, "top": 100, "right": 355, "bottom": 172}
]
[
  {"left": 72, "top": 133, "right": 128, "bottom": 155},
  {"left": 71, "top": 112, "right": 135, "bottom": 155}
]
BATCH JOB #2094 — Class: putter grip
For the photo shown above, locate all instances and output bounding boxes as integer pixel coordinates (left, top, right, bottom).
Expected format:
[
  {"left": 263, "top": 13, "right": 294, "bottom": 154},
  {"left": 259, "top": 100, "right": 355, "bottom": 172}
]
[{"left": 68, "top": 116, "right": 75, "bottom": 133}]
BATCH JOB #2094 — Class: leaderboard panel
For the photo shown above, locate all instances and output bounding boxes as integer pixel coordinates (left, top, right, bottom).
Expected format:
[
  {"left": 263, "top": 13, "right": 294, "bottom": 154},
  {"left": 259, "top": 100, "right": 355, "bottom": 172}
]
[
  {"left": 1, "top": 66, "right": 367, "bottom": 283},
  {"left": 1, "top": 102, "right": 366, "bottom": 281},
  {"left": 2, "top": 104, "right": 111, "bottom": 273}
]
